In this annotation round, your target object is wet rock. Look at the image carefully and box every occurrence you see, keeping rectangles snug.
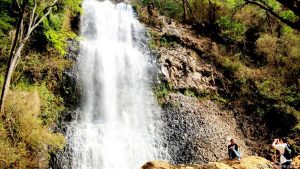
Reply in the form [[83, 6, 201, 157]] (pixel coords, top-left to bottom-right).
[[65, 39, 80, 61], [49, 39, 81, 169], [161, 93, 251, 164]]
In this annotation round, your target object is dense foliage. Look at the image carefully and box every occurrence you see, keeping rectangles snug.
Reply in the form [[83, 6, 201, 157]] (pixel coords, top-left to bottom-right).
[[134, 0, 300, 137], [0, 0, 81, 167]]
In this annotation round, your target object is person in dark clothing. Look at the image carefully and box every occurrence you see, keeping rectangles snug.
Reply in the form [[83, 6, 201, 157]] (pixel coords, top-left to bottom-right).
[[228, 139, 241, 160]]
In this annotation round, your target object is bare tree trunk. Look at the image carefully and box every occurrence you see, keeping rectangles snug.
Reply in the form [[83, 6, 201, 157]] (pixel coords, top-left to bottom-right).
[[183, 0, 188, 22], [183, 0, 197, 23], [0, 0, 58, 114], [0, 0, 28, 115], [0, 44, 23, 113]]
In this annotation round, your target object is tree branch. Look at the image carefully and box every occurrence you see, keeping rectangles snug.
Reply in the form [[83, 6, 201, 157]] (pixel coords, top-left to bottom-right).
[[276, 0, 300, 18], [183, 0, 196, 23], [231, 2, 248, 20], [29, 0, 58, 35], [19, 18, 24, 41], [27, 0, 37, 33], [245, 0, 300, 30], [15, 0, 21, 10]]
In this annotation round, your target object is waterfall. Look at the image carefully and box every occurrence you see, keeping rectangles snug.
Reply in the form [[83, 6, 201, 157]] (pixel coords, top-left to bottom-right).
[[64, 0, 168, 168]]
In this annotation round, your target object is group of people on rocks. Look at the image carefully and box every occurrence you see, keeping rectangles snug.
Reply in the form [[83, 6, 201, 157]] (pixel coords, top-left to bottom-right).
[[227, 138, 296, 169]]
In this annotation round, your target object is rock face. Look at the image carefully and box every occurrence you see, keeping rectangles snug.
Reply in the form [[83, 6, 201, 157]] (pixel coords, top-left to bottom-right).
[[292, 155, 300, 167], [161, 93, 251, 163], [144, 9, 268, 164], [48, 39, 81, 169], [158, 45, 224, 94], [140, 156, 273, 169]]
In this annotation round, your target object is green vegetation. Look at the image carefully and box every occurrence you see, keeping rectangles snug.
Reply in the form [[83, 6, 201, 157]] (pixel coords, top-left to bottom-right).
[[147, 30, 181, 51], [211, 93, 228, 104], [0, 0, 81, 167], [216, 16, 246, 41], [0, 89, 64, 168], [135, 0, 300, 139], [139, 0, 183, 20], [153, 81, 172, 105], [153, 79, 211, 105]]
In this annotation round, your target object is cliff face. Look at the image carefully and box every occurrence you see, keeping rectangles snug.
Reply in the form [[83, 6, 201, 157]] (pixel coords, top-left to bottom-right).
[[138, 8, 272, 164], [162, 94, 252, 163]]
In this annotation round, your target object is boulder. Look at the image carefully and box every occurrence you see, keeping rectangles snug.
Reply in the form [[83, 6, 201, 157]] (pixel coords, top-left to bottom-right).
[[140, 161, 173, 169], [140, 156, 274, 169], [292, 155, 300, 167], [222, 156, 273, 169]]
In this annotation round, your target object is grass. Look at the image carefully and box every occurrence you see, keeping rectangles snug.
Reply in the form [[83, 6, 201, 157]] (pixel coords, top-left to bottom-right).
[[211, 93, 228, 104], [0, 89, 65, 168], [153, 81, 172, 105]]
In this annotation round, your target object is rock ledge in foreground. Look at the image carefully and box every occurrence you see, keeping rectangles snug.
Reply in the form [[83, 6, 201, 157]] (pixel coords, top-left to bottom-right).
[[140, 156, 274, 169]]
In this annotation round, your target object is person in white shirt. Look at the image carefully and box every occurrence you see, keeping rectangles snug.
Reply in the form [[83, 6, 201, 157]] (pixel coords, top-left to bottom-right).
[[272, 138, 292, 169]]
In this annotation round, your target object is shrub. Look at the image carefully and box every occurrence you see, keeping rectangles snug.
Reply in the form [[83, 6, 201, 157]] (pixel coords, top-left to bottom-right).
[[217, 16, 246, 41], [184, 89, 196, 97], [137, 0, 183, 20], [256, 31, 300, 80], [263, 103, 298, 135], [13, 82, 65, 125], [220, 57, 241, 73], [154, 81, 172, 104], [43, 11, 77, 55], [212, 93, 228, 103], [256, 34, 279, 65], [0, 90, 64, 168]]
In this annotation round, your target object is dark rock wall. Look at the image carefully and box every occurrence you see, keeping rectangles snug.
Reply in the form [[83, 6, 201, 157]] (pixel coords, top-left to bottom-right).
[[161, 93, 251, 164]]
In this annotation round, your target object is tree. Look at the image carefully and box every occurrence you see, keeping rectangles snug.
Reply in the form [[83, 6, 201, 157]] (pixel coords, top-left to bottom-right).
[[276, 0, 300, 18], [182, 0, 188, 22], [182, 0, 196, 22], [0, 0, 58, 113], [244, 0, 300, 31]]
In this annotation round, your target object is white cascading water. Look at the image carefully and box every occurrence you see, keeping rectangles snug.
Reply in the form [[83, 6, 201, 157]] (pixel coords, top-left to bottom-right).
[[65, 0, 168, 169]]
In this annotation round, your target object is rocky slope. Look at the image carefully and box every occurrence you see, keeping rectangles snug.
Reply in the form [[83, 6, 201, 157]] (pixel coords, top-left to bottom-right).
[[137, 6, 272, 164], [162, 94, 251, 163]]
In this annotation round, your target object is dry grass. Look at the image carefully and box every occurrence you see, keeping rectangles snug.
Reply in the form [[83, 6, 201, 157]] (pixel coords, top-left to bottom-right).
[[0, 89, 64, 168]]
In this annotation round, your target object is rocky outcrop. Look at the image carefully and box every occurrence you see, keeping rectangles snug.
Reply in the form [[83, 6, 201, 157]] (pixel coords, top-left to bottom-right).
[[49, 39, 81, 169], [161, 93, 252, 163], [292, 155, 300, 167], [147, 18, 269, 163], [158, 45, 225, 95], [141, 7, 269, 164], [141, 156, 274, 169]]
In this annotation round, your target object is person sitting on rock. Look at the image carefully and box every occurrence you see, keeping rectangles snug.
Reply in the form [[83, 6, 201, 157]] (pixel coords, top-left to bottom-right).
[[228, 139, 241, 161], [272, 138, 292, 169]]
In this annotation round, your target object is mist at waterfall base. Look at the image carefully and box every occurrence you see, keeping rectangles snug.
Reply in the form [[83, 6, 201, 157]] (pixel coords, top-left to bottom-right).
[[60, 0, 169, 168]]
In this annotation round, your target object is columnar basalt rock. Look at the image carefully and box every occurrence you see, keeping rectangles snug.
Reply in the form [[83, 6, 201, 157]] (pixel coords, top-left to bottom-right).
[[161, 93, 251, 163]]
